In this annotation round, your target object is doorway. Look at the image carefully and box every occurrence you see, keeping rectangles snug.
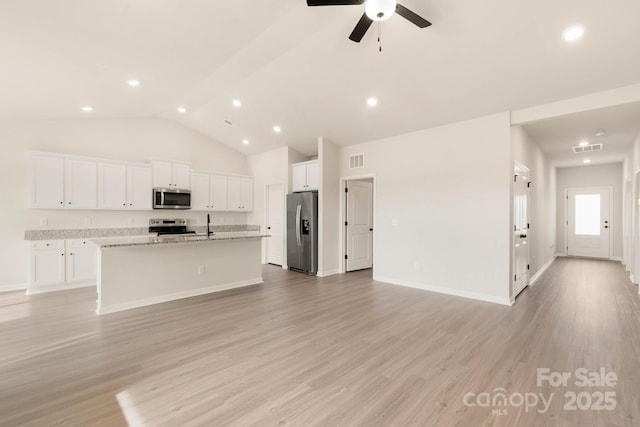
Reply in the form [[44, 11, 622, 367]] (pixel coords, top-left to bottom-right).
[[513, 163, 530, 298], [266, 183, 284, 266], [566, 187, 612, 258], [344, 178, 374, 272]]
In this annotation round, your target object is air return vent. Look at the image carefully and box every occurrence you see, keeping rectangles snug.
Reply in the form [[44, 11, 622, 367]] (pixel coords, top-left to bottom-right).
[[573, 144, 603, 153], [349, 153, 364, 169]]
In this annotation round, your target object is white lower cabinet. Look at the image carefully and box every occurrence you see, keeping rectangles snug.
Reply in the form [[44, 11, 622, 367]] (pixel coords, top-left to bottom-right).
[[29, 239, 97, 293]]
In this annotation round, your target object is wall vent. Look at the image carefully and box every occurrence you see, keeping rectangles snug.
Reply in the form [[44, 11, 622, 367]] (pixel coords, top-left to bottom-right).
[[572, 143, 603, 153], [349, 153, 364, 169]]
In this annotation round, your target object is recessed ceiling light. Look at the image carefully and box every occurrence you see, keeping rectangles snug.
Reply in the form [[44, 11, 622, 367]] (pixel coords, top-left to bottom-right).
[[177, 107, 187, 114], [81, 106, 93, 112], [595, 129, 606, 137], [127, 79, 140, 87], [232, 99, 242, 107], [273, 125, 281, 133], [242, 139, 250, 145], [367, 97, 378, 107], [563, 25, 584, 42], [579, 140, 589, 147], [583, 159, 591, 164]]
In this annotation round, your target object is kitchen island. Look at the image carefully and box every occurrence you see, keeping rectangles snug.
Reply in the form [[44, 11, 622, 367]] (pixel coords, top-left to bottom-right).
[[93, 232, 269, 315]]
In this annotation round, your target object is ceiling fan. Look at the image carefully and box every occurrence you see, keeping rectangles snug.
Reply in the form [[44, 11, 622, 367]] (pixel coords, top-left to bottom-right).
[[307, 0, 432, 43]]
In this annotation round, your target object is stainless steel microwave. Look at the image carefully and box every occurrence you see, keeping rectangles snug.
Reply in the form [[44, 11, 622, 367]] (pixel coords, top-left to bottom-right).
[[153, 188, 191, 210]]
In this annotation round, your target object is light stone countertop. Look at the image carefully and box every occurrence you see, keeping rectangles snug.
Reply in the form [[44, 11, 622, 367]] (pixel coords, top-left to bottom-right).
[[92, 232, 270, 248]]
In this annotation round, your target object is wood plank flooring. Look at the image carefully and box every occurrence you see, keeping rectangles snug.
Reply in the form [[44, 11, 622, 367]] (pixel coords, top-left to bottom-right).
[[1, 257, 639, 426]]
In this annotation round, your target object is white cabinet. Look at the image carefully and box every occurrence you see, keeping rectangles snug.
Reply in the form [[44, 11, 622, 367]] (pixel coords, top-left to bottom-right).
[[66, 240, 97, 283], [98, 163, 127, 209], [127, 164, 153, 210], [228, 176, 253, 211], [191, 172, 230, 211], [292, 160, 318, 192], [29, 239, 96, 292], [98, 162, 152, 210], [65, 159, 98, 209], [30, 242, 66, 288], [30, 154, 97, 209], [210, 174, 228, 210], [30, 154, 65, 208], [152, 160, 191, 189]]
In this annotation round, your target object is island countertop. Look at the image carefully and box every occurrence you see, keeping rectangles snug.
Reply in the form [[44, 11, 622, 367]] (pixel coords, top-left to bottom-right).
[[92, 232, 270, 248]]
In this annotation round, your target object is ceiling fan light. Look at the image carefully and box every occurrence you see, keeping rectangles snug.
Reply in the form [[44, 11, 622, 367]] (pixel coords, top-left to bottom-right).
[[365, 0, 397, 21]]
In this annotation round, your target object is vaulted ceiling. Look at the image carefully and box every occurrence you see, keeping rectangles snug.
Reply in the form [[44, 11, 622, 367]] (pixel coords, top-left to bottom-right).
[[2, 0, 640, 156]]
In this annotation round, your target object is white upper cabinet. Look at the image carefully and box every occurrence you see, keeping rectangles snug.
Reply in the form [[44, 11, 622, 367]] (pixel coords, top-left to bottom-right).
[[98, 162, 127, 209], [210, 174, 228, 211], [228, 176, 253, 211], [65, 159, 98, 209], [291, 160, 318, 192], [30, 154, 65, 208], [191, 172, 230, 211], [127, 164, 152, 210], [190, 171, 210, 211], [152, 160, 191, 189], [98, 162, 152, 210]]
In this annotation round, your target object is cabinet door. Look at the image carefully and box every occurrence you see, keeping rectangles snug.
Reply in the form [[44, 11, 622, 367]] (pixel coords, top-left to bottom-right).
[[227, 177, 242, 211], [210, 174, 228, 211], [190, 172, 210, 211], [306, 162, 319, 191], [240, 177, 253, 211], [98, 163, 127, 209], [31, 250, 65, 287], [152, 161, 173, 188], [127, 165, 152, 210], [292, 164, 307, 192], [173, 164, 191, 189], [65, 159, 97, 209], [31, 154, 65, 208], [66, 246, 97, 283]]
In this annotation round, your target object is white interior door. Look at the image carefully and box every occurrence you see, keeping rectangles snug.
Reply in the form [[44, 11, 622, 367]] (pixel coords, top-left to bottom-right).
[[346, 180, 373, 272], [267, 184, 284, 266], [567, 188, 611, 258], [513, 170, 530, 298]]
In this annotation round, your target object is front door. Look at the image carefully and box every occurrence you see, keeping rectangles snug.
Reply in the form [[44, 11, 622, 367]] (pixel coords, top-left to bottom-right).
[[513, 169, 530, 298], [346, 180, 373, 272], [267, 184, 284, 266], [567, 188, 611, 258]]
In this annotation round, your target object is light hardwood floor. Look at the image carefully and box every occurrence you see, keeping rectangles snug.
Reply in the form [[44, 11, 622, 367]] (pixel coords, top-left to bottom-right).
[[1, 257, 639, 426]]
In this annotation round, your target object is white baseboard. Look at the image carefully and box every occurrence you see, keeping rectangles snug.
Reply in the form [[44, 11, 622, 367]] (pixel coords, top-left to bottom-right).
[[611, 256, 622, 262], [27, 281, 95, 295], [555, 252, 566, 258], [0, 282, 28, 293], [317, 269, 340, 278], [374, 275, 512, 306], [97, 277, 263, 315], [529, 256, 556, 286], [630, 273, 635, 284]]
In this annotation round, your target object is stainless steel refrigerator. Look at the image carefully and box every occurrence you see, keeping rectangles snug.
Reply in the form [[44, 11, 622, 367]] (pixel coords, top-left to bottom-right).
[[287, 191, 318, 275]]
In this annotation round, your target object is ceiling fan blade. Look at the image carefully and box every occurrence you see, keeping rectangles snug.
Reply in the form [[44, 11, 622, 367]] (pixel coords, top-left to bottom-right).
[[307, 0, 365, 6], [349, 13, 373, 42], [395, 4, 432, 28]]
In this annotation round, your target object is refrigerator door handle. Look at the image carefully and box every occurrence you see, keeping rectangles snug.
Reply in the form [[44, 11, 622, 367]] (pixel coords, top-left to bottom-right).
[[296, 205, 302, 246]]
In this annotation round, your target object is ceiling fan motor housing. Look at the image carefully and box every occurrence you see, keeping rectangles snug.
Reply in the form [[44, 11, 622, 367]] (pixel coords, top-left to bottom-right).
[[365, 0, 397, 21]]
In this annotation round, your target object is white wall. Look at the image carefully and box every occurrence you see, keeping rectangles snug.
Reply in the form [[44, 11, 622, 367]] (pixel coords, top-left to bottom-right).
[[318, 137, 340, 277], [622, 130, 640, 284], [556, 163, 623, 259], [510, 126, 556, 285], [338, 113, 512, 304], [0, 118, 249, 289]]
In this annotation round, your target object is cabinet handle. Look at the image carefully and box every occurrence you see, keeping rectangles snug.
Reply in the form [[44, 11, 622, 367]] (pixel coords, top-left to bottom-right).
[[68, 202, 71, 205], [129, 204, 132, 206], [123, 203, 126, 206], [59, 201, 63, 205], [46, 243, 50, 247], [61, 253, 64, 256], [69, 252, 73, 256]]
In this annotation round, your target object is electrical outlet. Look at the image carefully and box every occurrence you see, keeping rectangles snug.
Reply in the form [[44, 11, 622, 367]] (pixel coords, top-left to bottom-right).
[[127, 218, 135, 225], [413, 261, 420, 271], [39, 218, 48, 226], [392, 219, 399, 227], [84, 217, 91, 226], [197, 265, 204, 275]]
